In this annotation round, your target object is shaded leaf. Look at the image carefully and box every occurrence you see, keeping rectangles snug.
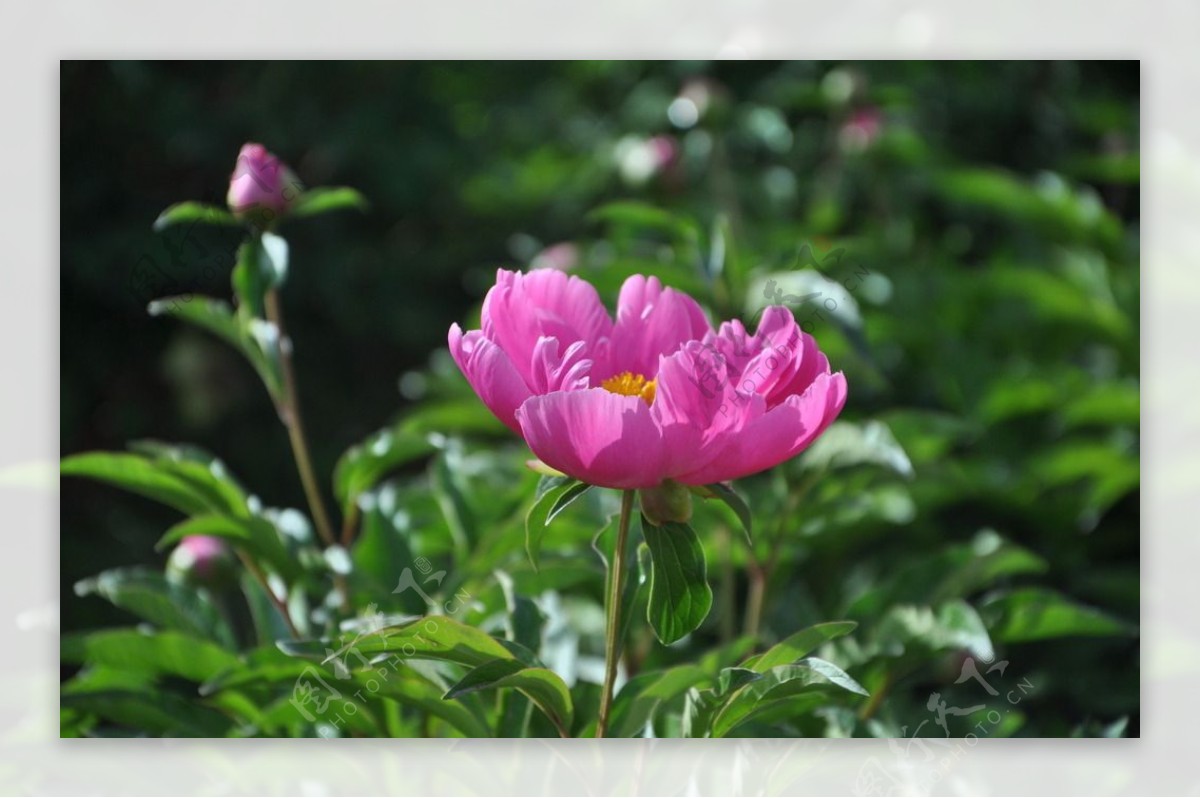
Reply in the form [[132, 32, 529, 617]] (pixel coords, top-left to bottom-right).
[[73, 567, 233, 646], [642, 516, 713, 645], [981, 588, 1135, 642], [153, 201, 238, 231], [446, 658, 574, 735]]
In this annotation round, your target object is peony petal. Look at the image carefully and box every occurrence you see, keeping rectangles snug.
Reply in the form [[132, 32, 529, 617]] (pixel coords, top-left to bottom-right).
[[516, 389, 667, 489], [481, 269, 611, 387], [605, 274, 711, 380], [673, 371, 848, 485], [448, 324, 532, 434], [530, 336, 593, 394], [651, 340, 749, 475]]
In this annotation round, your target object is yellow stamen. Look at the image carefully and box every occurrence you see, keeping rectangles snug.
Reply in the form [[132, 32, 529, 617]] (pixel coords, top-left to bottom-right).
[[601, 371, 657, 405]]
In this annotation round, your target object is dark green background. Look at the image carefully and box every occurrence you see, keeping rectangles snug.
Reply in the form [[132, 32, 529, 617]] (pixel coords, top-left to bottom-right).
[[61, 61, 1139, 734]]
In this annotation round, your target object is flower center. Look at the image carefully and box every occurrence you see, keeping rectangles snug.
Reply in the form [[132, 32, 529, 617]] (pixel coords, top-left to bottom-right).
[[601, 371, 656, 405]]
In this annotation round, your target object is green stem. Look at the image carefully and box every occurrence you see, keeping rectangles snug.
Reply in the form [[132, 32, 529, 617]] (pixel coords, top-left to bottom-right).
[[596, 489, 635, 739], [265, 288, 338, 550], [238, 550, 299, 639], [744, 561, 767, 641]]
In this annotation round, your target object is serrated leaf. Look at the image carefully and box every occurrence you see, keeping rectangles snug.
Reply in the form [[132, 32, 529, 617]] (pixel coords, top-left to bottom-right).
[[642, 516, 713, 645]]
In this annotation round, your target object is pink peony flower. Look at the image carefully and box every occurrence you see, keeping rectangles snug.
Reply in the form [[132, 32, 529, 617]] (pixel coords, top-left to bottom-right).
[[226, 142, 303, 220], [449, 269, 847, 489]]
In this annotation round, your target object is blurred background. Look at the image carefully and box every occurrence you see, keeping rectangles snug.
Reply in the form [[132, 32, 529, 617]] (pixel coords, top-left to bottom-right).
[[61, 61, 1139, 736]]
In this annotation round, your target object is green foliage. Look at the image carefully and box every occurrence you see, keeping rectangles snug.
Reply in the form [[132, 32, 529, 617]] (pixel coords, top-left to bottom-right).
[[642, 517, 714, 645], [61, 61, 1138, 739]]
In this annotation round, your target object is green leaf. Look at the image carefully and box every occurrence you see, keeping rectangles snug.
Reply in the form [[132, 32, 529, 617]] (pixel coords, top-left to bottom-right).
[[524, 475, 581, 570], [981, 588, 1135, 642], [349, 494, 420, 613], [695, 483, 752, 545], [153, 201, 238, 231], [798, 420, 914, 477], [288, 187, 369, 219], [642, 516, 713, 645], [129, 440, 251, 518], [241, 571, 298, 644], [588, 200, 702, 246], [710, 658, 867, 737], [547, 482, 592, 525], [73, 567, 233, 646], [157, 514, 299, 582], [746, 621, 858, 672], [609, 664, 710, 738], [62, 628, 240, 684], [280, 615, 525, 670], [372, 671, 493, 738], [231, 238, 269, 319], [846, 530, 1047, 618], [60, 687, 231, 737], [147, 295, 284, 398], [61, 451, 216, 516], [431, 450, 474, 559], [874, 600, 995, 662], [333, 426, 435, 517], [717, 667, 762, 695], [259, 232, 289, 287], [446, 658, 574, 736]]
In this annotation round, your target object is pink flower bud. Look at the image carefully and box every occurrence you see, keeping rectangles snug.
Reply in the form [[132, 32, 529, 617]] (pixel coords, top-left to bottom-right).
[[167, 534, 237, 589], [838, 107, 884, 154], [226, 143, 304, 223]]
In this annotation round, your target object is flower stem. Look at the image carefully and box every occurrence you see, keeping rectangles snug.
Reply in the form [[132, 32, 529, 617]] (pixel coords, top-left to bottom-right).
[[237, 550, 299, 639], [596, 489, 635, 739], [265, 288, 338, 550]]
